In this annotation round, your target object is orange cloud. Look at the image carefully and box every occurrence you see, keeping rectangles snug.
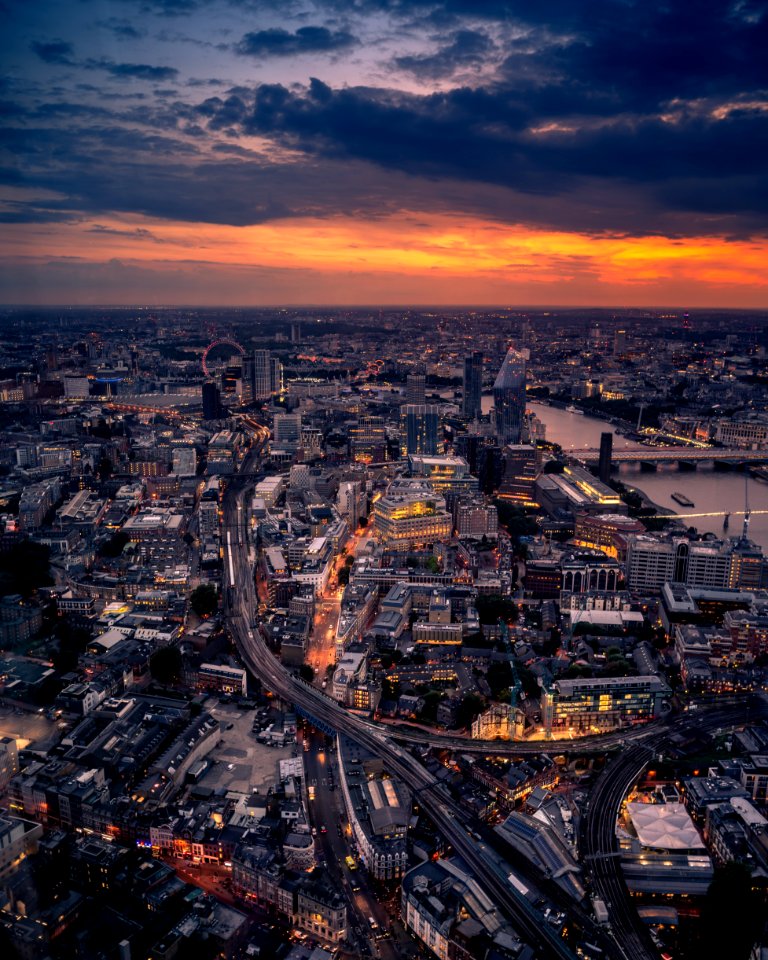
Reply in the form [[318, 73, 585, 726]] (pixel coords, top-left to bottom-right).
[[3, 210, 767, 305]]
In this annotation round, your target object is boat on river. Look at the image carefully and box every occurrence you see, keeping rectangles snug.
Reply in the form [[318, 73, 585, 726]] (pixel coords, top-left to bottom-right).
[[671, 492, 695, 508]]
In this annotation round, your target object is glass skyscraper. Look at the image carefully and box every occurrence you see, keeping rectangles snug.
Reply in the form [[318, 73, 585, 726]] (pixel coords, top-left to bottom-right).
[[493, 348, 526, 445], [462, 350, 483, 419], [405, 404, 440, 455]]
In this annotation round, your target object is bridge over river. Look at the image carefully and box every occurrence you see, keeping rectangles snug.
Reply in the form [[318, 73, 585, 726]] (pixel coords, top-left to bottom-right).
[[577, 446, 768, 464]]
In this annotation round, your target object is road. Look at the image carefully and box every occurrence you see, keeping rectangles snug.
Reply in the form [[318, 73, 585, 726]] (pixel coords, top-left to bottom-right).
[[222, 437, 755, 960], [302, 729, 410, 960], [309, 598, 340, 685]]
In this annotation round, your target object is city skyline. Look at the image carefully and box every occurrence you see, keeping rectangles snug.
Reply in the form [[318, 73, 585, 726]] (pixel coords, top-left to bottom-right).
[[2, 1, 767, 307]]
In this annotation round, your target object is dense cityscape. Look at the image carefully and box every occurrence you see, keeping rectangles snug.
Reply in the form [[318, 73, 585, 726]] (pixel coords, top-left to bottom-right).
[[0, 307, 766, 960], [4, 0, 768, 956]]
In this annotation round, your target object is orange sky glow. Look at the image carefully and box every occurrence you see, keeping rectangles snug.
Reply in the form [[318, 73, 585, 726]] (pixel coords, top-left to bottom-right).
[[5, 211, 767, 306]]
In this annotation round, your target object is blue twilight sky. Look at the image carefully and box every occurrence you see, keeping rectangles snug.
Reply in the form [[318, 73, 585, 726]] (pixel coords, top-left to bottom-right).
[[2, 0, 767, 305]]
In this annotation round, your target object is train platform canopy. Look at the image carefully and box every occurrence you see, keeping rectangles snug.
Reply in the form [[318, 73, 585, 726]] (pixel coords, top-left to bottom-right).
[[626, 802, 704, 851]]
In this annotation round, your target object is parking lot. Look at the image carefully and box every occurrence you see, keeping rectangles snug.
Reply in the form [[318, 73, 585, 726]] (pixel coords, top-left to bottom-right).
[[0, 703, 58, 750], [199, 699, 295, 795]]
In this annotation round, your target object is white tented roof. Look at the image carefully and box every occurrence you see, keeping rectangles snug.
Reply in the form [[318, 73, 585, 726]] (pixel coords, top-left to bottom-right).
[[626, 802, 704, 851]]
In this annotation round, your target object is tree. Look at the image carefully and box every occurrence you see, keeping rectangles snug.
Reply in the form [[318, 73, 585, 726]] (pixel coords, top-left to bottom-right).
[[96, 455, 113, 480], [425, 555, 440, 573], [543, 460, 565, 474], [0, 541, 52, 596], [150, 646, 182, 685], [494, 499, 539, 539], [418, 690, 444, 723], [698, 863, 762, 960], [53, 620, 91, 672], [456, 693, 485, 730], [476, 595, 518, 626], [190, 583, 218, 618], [337, 566, 350, 586], [98, 531, 129, 558], [381, 677, 401, 701], [298, 664, 315, 683], [358, 517, 368, 529]]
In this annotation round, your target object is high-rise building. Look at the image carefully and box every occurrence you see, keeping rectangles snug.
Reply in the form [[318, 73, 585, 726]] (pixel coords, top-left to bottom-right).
[[350, 415, 387, 463], [273, 412, 302, 448], [271, 356, 283, 397], [406, 371, 426, 405], [493, 348, 526, 445], [241, 353, 255, 404], [290, 322, 301, 343], [404, 404, 440, 456], [244, 350, 282, 402], [542, 675, 668, 737], [202, 381, 221, 421], [499, 444, 540, 506], [462, 351, 483, 419], [598, 431, 613, 484], [251, 350, 273, 401], [613, 328, 627, 356]]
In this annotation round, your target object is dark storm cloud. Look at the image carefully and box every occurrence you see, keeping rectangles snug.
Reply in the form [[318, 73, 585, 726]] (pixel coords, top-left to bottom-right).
[[393, 29, 495, 79], [226, 78, 768, 231], [29, 40, 75, 65], [236, 26, 358, 58], [84, 59, 179, 81], [7, 0, 768, 240]]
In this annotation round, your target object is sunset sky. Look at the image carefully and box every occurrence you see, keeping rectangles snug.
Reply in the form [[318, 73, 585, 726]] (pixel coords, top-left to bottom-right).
[[2, 0, 767, 306]]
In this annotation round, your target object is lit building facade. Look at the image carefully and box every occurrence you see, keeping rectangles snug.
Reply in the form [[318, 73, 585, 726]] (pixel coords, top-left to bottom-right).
[[373, 479, 452, 549], [542, 675, 668, 737], [404, 404, 440, 456]]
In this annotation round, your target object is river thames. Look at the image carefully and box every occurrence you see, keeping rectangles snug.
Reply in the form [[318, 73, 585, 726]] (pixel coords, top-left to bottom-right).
[[481, 396, 768, 550]]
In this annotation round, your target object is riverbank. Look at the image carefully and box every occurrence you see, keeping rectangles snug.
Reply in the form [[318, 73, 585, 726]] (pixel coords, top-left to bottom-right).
[[526, 401, 768, 549]]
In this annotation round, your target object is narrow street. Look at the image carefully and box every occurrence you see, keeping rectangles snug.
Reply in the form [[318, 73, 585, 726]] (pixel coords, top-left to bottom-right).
[[302, 727, 418, 960]]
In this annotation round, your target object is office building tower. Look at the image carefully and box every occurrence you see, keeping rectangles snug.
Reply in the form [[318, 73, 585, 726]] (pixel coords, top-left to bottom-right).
[[624, 534, 753, 593], [598, 432, 613, 484], [202, 381, 221, 421], [273, 413, 302, 448], [271, 356, 283, 397], [614, 328, 627, 356], [251, 350, 273, 401], [405, 404, 440, 456], [499, 444, 540, 506], [350, 415, 387, 463], [462, 351, 483, 419], [493, 348, 526, 446], [406, 371, 426, 405], [241, 353, 255, 404], [290, 322, 302, 343]]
